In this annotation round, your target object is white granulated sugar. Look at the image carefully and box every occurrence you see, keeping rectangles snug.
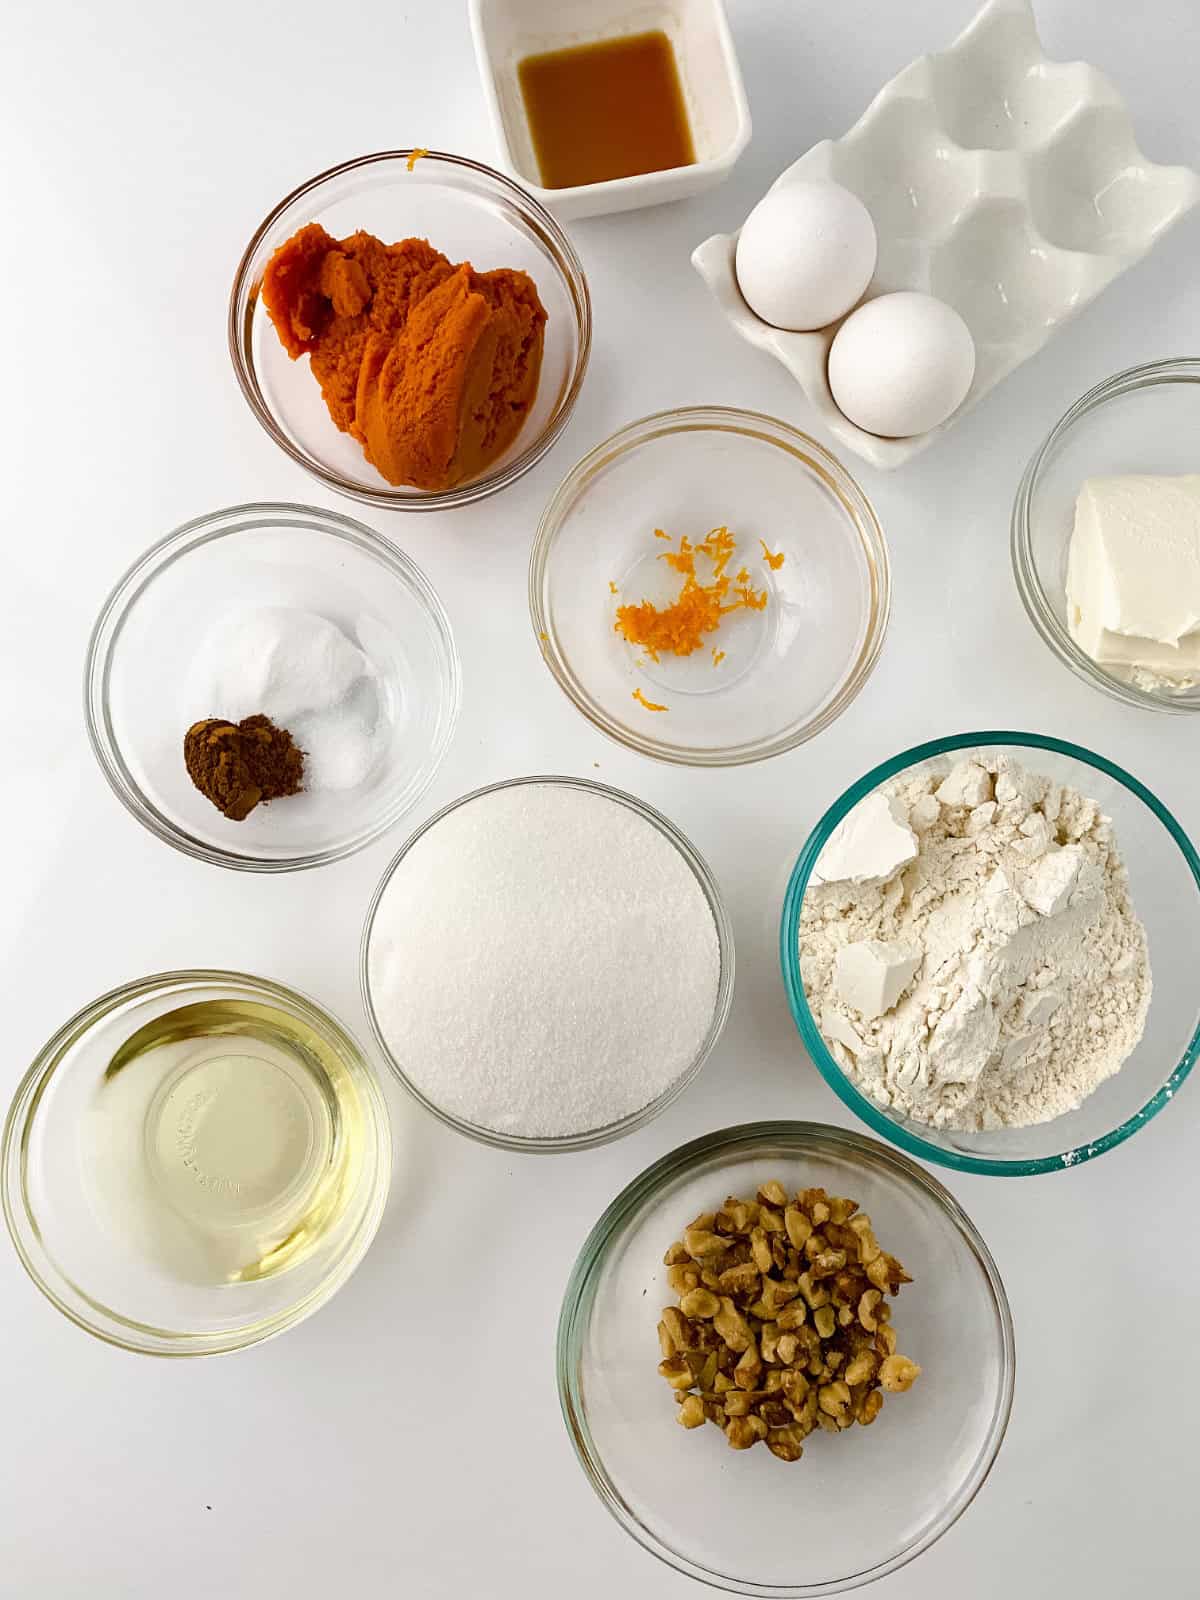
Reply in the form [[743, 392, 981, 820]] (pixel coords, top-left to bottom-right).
[[799, 753, 1152, 1131], [367, 783, 722, 1138]]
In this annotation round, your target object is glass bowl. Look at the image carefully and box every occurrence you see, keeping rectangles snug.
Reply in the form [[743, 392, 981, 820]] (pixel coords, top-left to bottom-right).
[[2, 971, 392, 1357], [1012, 358, 1200, 712], [530, 408, 890, 767], [361, 776, 735, 1153], [229, 149, 591, 508], [85, 502, 461, 872], [781, 732, 1200, 1176], [558, 1121, 1014, 1596]]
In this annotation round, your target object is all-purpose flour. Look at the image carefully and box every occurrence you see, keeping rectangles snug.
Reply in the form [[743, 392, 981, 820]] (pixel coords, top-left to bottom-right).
[[799, 754, 1151, 1130], [367, 782, 722, 1139]]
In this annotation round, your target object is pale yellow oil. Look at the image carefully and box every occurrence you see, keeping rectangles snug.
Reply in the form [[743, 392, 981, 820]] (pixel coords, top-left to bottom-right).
[[86, 999, 366, 1286]]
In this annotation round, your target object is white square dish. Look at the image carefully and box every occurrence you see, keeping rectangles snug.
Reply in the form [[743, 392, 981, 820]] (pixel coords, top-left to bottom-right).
[[692, 0, 1199, 470], [468, 0, 751, 220]]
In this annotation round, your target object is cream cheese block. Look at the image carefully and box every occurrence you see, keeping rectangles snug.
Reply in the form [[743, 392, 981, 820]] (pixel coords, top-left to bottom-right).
[[1066, 474, 1200, 686]]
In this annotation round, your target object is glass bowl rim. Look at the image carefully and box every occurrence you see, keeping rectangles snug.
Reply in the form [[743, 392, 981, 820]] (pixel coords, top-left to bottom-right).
[[779, 729, 1200, 1176], [528, 405, 892, 768], [359, 773, 736, 1153], [228, 147, 593, 511], [83, 499, 463, 874], [556, 1117, 1016, 1597], [1, 967, 393, 1358], [1011, 356, 1200, 715]]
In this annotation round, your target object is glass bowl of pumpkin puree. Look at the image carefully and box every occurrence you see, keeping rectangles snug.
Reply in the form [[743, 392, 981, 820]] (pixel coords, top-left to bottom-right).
[[230, 150, 591, 509]]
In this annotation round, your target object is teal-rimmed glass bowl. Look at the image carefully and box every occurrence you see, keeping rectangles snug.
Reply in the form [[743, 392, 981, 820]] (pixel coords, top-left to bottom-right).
[[781, 732, 1200, 1176]]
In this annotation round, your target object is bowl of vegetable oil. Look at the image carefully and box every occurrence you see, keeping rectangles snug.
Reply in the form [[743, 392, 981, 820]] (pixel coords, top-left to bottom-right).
[[2, 971, 391, 1355]]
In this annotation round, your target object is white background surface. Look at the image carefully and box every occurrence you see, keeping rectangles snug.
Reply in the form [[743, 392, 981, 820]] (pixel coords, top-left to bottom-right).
[[2, 1, 1198, 1594]]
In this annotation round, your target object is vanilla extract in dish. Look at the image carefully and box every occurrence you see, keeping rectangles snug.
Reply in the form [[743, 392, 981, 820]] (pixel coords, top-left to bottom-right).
[[518, 31, 695, 190]]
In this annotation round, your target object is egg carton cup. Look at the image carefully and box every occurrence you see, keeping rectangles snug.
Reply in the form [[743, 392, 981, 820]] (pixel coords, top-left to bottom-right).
[[692, 0, 1199, 469]]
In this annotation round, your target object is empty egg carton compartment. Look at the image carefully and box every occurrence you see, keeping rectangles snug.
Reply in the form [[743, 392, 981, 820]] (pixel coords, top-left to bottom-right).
[[693, 0, 1198, 470]]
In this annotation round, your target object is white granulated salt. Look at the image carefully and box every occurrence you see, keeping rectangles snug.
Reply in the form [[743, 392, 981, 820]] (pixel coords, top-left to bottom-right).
[[367, 782, 723, 1139], [799, 753, 1151, 1131], [186, 607, 384, 792]]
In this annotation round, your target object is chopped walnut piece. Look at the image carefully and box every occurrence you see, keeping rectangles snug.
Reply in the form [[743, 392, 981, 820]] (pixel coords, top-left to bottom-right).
[[879, 1355, 922, 1392], [656, 1178, 920, 1458]]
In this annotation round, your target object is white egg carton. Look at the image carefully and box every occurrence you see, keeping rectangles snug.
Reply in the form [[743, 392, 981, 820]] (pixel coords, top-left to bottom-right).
[[692, 0, 1199, 470]]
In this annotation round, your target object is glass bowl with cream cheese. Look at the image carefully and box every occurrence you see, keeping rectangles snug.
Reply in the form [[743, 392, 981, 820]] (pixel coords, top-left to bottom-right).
[[781, 732, 1200, 1176], [1012, 358, 1200, 712], [1, 970, 391, 1356]]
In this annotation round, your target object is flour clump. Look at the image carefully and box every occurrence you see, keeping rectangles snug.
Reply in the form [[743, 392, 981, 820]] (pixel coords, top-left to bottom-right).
[[799, 753, 1151, 1130]]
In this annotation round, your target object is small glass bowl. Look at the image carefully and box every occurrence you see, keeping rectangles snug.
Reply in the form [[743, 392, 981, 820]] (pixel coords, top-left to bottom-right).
[[229, 150, 591, 508], [530, 408, 890, 766], [558, 1121, 1014, 1596], [781, 732, 1200, 1176], [361, 776, 735, 1153], [1012, 358, 1200, 712], [2, 971, 392, 1357], [85, 502, 461, 872]]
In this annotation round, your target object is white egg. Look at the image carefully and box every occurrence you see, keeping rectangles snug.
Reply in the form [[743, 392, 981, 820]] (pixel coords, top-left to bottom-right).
[[735, 182, 877, 332], [828, 291, 976, 437]]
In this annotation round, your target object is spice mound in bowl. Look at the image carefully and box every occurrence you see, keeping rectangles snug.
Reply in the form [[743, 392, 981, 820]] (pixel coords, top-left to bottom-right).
[[183, 714, 304, 821], [86, 503, 460, 872], [261, 225, 546, 491], [362, 776, 733, 1151], [782, 733, 1200, 1175]]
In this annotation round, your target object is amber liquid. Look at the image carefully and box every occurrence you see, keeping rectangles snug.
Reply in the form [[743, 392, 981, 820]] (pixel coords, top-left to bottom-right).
[[518, 30, 696, 190]]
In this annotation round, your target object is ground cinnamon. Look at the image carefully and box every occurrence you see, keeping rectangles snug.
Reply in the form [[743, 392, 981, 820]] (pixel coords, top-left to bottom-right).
[[260, 224, 547, 491], [184, 715, 305, 821]]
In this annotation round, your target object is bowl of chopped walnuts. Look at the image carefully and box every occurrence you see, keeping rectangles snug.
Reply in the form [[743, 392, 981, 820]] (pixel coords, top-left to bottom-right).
[[557, 1121, 1014, 1596]]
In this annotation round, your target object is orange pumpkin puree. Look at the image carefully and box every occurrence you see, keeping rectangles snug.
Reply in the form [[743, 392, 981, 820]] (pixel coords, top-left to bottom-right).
[[614, 527, 773, 661], [260, 223, 546, 491]]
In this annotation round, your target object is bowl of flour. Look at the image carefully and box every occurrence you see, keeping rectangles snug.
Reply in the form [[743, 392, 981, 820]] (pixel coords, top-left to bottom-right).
[[781, 733, 1200, 1175], [361, 776, 734, 1151]]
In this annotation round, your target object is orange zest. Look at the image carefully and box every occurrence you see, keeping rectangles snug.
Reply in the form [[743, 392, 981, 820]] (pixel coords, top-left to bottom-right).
[[760, 539, 785, 571], [406, 148, 429, 171], [632, 687, 668, 712], [712, 648, 726, 667], [609, 580, 619, 594], [614, 526, 768, 661]]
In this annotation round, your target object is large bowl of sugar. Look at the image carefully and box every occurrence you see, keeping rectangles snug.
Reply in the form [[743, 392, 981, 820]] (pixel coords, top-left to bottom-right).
[[361, 775, 735, 1152]]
